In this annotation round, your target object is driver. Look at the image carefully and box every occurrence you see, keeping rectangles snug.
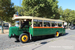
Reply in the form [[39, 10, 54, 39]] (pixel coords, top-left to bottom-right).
[[21, 19, 29, 28]]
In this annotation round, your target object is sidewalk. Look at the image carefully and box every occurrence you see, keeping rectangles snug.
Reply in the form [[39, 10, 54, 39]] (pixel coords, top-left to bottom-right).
[[66, 28, 70, 30], [0, 29, 9, 34], [5, 39, 75, 50]]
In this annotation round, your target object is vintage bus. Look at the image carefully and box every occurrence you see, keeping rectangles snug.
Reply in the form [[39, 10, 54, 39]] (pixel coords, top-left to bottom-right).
[[9, 16, 65, 43]]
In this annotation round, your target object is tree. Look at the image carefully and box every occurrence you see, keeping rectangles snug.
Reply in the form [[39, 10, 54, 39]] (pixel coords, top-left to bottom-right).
[[59, 8, 75, 28], [0, 0, 15, 33], [14, 6, 24, 16], [58, 7, 63, 16], [22, 0, 59, 19]]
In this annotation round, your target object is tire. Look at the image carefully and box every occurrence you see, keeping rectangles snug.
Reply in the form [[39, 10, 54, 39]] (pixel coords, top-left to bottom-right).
[[54, 32, 59, 38], [19, 33, 29, 43]]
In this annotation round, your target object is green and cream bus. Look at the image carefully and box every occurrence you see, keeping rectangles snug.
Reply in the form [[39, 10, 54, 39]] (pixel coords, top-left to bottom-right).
[[9, 16, 65, 43]]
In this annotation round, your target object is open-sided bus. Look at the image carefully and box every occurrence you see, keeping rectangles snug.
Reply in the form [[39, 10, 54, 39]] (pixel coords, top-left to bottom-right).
[[9, 16, 65, 43]]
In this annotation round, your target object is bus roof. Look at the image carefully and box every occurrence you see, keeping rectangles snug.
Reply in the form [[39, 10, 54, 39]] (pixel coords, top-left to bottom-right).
[[12, 16, 65, 22]]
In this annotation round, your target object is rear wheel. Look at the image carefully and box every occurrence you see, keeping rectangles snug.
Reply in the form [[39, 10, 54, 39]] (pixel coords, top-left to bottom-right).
[[19, 33, 29, 43], [55, 32, 59, 37]]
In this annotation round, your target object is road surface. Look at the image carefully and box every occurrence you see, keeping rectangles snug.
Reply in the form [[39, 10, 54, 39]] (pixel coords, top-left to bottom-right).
[[0, 29, 75, 50]]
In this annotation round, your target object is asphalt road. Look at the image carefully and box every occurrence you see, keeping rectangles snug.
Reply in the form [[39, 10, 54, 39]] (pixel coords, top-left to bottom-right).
[[0, 29, 75, 50]]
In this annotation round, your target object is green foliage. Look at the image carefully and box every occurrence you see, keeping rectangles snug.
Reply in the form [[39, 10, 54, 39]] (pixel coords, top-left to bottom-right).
[[58, 7, 63, 16], [14, 6, 24, 16], [58, 8, 75, 23], [0, 0, 15, 22], [22, 0, 59, 19]]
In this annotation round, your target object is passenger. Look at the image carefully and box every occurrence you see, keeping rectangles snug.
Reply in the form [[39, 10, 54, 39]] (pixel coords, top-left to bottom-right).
[[46, 25, 49, 27], [40, 24, 42, 27], [55, 24, 58, 27], [15, 23, 19, 27], [21, 19, 29, 28], [34, 24, 36, 27]]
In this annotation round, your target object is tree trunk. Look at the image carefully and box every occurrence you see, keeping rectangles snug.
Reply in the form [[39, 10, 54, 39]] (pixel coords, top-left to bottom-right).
[[1, 20, 4, 33], [71, 21, 73, 26], [67, 22, 69, 29]]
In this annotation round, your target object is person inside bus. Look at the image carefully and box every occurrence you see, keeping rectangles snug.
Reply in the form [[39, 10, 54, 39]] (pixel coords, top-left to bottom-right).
[[40, 24, 42, 27], [34, 24, 36, 27], [55, 24, 58, 27], [21, 19, 29, 28], [38, 22, 42, 27], [46, 25, 49, 27], [15, 22, 19, 27]]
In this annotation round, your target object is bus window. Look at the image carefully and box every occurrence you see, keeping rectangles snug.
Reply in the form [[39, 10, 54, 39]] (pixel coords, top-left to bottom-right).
[[33, 20, 42, 27], [58, 24, 62, 27], [52, 21, 55, 27], [52, 24, 55, 27], [33, 19, 38, 27], [58, 22, 62, 27], [54, 22, 58, 27], [37, 20, 42, 27], [44, 21, 50, 27], [54, 24, 58, 27], [21, 19, 30, 28], [39, 22, 42, 27], [15, 21, 19, 27]]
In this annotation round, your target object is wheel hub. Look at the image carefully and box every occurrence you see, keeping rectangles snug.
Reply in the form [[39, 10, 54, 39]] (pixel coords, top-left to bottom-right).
[[21, 35, 28, 42], [23, 37, 26, 40]]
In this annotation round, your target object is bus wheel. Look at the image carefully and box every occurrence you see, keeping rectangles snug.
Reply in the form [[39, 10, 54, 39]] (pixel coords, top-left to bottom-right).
[[19, 33, 29, 43], [55, 32, 59, 37]]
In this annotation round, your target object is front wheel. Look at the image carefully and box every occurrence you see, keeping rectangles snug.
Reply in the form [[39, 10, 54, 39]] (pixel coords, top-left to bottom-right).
[[19, 33, 29, 43]]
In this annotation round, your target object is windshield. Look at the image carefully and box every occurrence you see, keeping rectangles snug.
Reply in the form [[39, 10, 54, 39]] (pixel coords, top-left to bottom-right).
[[15, 21, 19, 27], [15, 19, 31, 28]]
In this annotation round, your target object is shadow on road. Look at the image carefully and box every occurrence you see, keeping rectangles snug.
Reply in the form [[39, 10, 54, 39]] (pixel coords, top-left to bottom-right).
[[63, 33, 69, 36], [31, 33, 69, 50], [32, 42, 48, 50], [15, 40, 20, 42], [32, 35, 54, 42], [31, 33, 69, 42], [40, 42, 47, 44]]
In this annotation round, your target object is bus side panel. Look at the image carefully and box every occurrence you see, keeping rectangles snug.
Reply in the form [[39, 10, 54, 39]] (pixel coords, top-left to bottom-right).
[[50, 28, 63, 34], [62, 28, 65, 34], [33, 28, 52, 36], [29, 27, 33, 36], [33, 28, 63, 36]]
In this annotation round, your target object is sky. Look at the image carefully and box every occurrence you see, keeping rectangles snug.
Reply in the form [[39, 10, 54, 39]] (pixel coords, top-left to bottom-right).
[[11, 0, 75, 10]]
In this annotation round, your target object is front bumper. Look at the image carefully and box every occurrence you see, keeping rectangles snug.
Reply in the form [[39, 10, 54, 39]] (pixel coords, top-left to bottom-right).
[[8, 34, 19, 38]]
